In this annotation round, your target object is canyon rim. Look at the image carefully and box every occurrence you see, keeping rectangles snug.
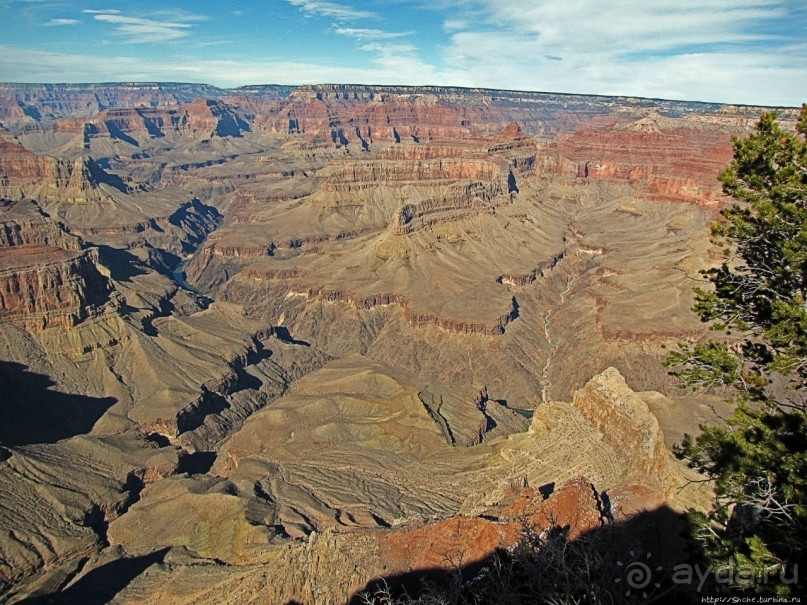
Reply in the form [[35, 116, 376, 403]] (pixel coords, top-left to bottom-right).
[[0, 81, 803, 604]]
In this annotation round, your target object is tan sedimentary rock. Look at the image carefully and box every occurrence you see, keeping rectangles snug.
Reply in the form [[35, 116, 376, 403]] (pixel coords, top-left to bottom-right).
[[0, 83, 777, 603], [0, 435, 180, 596], [572, 367, 673, 484]]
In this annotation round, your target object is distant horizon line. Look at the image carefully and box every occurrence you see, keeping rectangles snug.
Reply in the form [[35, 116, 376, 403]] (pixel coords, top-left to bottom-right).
[[0, 80, 800, 110]]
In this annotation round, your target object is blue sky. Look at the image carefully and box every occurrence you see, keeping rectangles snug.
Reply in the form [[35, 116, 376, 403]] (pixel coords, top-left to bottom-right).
[[0, 0, 804, 106]]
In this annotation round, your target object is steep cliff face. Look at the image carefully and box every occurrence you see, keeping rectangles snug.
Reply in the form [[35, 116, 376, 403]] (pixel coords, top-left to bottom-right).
[[557, 113, 737, 204], [0, 249, 113, 330], [0, 200, 81, 250], [245, 85, 521, 150], [304, 123, 531, 214], [271, 287, 519, 337], [0, 82, 227, 127], [0, 131, 123, 202], [49, 98, 250, 145], [0, 200, 115, 330], [0, 96, 37, 127], [0, 82, 783, 603]]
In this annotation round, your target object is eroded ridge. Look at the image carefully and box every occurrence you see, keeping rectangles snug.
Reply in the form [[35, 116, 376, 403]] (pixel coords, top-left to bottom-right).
[[0, 81, 776, 603]]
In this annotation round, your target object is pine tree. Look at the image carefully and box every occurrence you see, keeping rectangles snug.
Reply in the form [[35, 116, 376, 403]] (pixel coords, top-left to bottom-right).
[[664, 105, 807, 596]]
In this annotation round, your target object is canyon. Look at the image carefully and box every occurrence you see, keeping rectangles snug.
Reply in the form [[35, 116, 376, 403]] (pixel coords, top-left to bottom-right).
[[0, 82, 797, 604]]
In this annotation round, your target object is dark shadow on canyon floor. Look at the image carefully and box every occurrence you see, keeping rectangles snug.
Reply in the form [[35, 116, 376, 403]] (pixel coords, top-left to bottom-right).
[[96, 245, 150, 283], [178, 450, 217, 475], [21, 548, 170, 605], [0, 360, 116, 446]]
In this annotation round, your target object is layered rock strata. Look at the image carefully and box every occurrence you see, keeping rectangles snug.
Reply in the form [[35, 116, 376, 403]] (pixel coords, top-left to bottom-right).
[[0, 82, 785, 604], [0, 131, 120, 203], [0, 199, 115, 330], [557, 113, 737, 205]]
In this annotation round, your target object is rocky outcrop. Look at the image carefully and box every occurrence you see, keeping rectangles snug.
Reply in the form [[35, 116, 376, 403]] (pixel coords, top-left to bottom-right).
[[0, 97, 37, 128], [0, 200, 81, 250], [0, 200, 115, 331], [404, 296, 518, 336], [0, 248, 114, 331], [557, 114, 739, 204], [49, 99, 250, 145], [498, 251, 565, 286], [571, 367, 673, 485], [0, 82, 226, 126], [389, 183, 501, 235], [0, 131, 124, 202], [322, 157, 500, 183], [277, 286, 519, 336]]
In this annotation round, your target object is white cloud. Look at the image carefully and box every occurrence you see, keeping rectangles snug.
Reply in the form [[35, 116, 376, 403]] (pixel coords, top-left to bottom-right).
[[44, 17, 79, 26], [0, 45, 145, 80], [334, 27, 411, 40], [286, 0, 376, 22], [3, 0, 803, 106], [0, 45, 437, 88], [326, 13, 425, 81], [84, 9, 206, 43], [430, 0, 805, 105], [92, 14, 190, 43], [331, 27, 430, 81], [443, 19, 470, 32], [0, 41, 799, 105]]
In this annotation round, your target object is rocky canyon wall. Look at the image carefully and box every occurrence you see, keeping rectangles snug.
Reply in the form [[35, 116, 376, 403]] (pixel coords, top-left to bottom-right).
[[0, 81, 792, 604]]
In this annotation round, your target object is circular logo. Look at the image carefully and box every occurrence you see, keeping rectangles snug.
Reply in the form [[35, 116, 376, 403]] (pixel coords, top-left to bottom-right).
[[615, 551, 663, 597]]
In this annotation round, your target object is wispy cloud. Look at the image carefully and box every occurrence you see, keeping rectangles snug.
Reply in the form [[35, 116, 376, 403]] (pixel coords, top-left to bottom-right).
[[83, 8, 206, 43], [359, 40, 436, 79], [0, 44, 437, 89], [2, 0, 803, 106], [44, 17, 79, 26], [12, 0, 72, 22], [290, 2, 425, 79], [440, 0, 791, 55], [287, 0, 376, 22], [432, 0, 805, 104], [443, 19, 470, 32], [334, 27, 411, 40], [331, 21, 425, 79]]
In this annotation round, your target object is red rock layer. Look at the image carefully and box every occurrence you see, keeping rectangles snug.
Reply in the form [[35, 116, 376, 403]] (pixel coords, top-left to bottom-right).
[[369, 477, 634, 596], [0, 200, 114, 330], [275, 286, 519, 337], [557, 116, 737, 204], [311, 125, 533, 228], [248, 86, 514, 148], [0, 132, 112, 202], [51, 99, 248, 141]]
